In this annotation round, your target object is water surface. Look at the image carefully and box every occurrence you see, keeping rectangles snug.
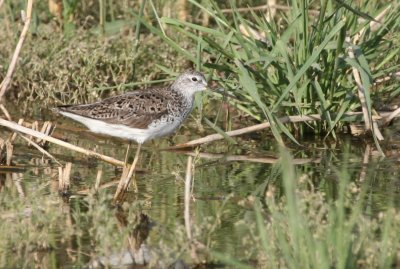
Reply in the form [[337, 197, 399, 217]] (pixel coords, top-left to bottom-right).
[[1, 113, 400, 268]]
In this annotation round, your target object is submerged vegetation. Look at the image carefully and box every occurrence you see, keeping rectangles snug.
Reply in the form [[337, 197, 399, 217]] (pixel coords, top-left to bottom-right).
[[1, 0, 400, 268]]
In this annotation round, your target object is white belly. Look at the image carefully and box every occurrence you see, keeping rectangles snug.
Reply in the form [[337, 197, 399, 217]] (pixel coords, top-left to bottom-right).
[[58, 111, 182, 144]]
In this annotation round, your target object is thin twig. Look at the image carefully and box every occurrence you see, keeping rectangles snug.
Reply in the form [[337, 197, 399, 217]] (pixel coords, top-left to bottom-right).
[[0, 0, 34, 101], [383, 107, 400, 125], [0, 118, 125, 167], [169, 111, 399, 149], [19, 134, 62, 166], [0, 104, 11, 120]]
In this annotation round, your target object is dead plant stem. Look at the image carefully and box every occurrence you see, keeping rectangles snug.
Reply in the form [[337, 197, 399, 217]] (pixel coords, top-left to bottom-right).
[[184, 156, 193, 240], [0, 117, 125, 167], [169, 111, 399, 149], [19, 134, 62, 165], [0, 0, 34, 101]]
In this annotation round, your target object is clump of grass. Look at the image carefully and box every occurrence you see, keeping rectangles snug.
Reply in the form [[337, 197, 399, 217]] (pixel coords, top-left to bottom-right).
[[151, 0, 400, 142], [0, 0, 192, 110], [0, 30, 184, 107]]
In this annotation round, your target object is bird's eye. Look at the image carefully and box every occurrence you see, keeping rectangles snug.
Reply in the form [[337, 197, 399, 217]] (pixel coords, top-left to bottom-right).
[[191, 77, 198, 82]]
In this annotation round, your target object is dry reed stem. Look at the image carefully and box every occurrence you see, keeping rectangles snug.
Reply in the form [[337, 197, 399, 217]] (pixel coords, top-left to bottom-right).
[[184, 156, 193, 240], [347, 38, 372, 131], [113, 143, 141, 203], [19, 134, 62, 165], [0, 0, 34, 101], [347, 6, 390, 136], [58, 162, 72, 193], [11, 119, 24, 142], [12, 173, 25, 198], [124, 143, 131, 164], [372, 121, 384, 141], [28, 121, 40, 146], [358, 5, 390, 36], [0, 104, 11, 120], [359, 144, 371, 182], [94, 169, 102, 192], [0, 118, 125, 167], [6, 141, 13, 165], [37, 121, 55, 146], [169, 111, 399, 149], [0, 165, 25, 172], [384, 107, 400, 125]]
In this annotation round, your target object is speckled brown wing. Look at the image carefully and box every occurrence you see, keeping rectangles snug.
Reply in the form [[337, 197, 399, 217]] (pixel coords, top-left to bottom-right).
[[56, 88, 174, 129]]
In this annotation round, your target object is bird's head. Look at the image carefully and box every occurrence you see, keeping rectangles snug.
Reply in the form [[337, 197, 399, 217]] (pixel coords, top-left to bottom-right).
[[172, 70, 207, 96]]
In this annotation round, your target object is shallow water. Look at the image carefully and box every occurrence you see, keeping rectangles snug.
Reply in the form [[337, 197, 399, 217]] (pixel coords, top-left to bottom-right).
[[1, 113, 400, 268]]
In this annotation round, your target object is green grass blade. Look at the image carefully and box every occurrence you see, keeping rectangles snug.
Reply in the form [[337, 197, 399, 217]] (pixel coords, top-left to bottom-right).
[[161, 17, 225, 37], [313, 80, 336, 138], [273, 20, 345, 111], [235, 60, 284, 145], [188, 0, 230, 28], [149, 0, 165, 36], [334, 0, 380, 23], [130, 12, 196, 62]]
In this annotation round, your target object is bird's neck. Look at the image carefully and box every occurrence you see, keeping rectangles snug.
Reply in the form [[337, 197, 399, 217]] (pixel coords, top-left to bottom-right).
[[171, 85, 196, 104]]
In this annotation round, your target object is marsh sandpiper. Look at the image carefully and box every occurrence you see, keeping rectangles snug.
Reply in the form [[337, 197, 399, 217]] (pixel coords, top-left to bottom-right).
[[53, 70, 207, 200]]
